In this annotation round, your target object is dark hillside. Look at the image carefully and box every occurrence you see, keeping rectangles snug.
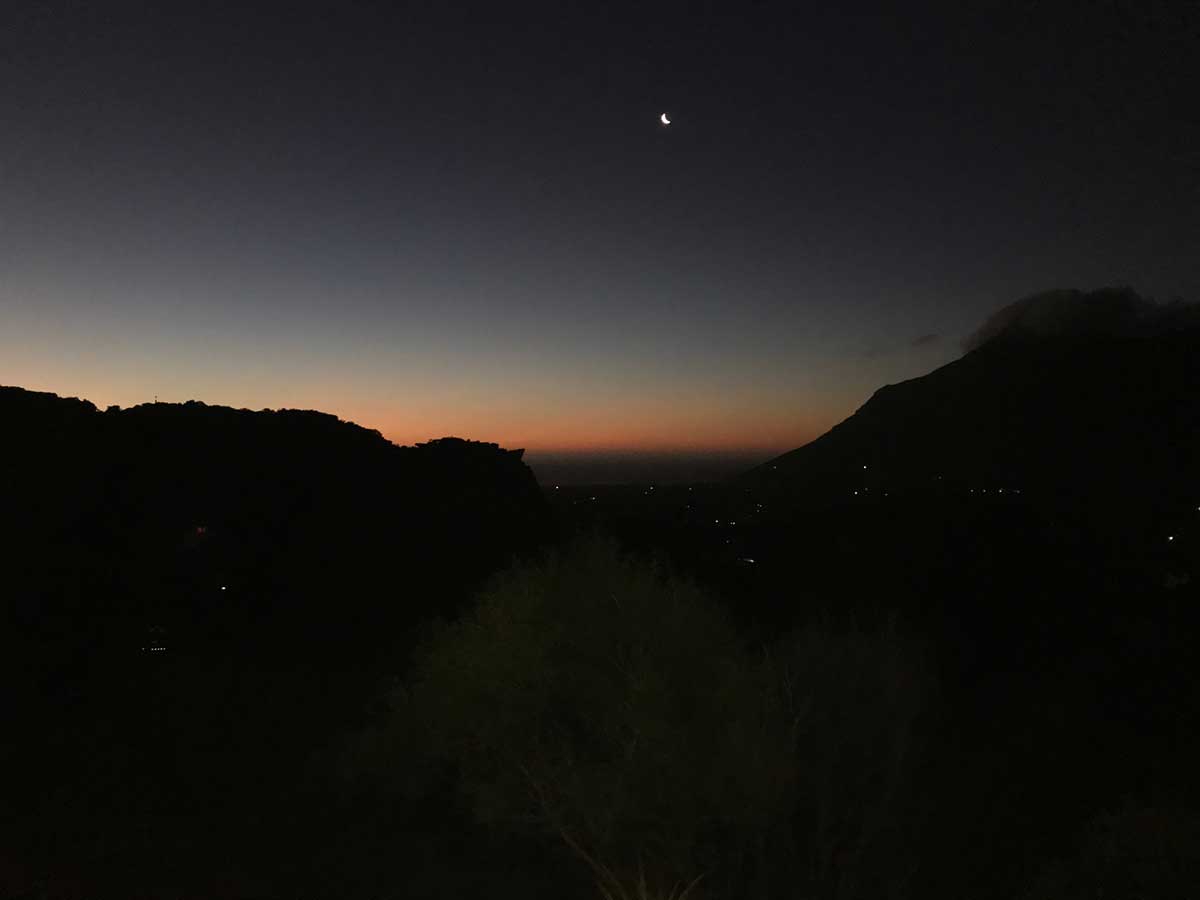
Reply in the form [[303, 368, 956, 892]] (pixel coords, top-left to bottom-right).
[[726, 290, 1200, 898], [0, 387, 548, 895], [750, 291, 1199, 518], [2, 389, 546, 656]]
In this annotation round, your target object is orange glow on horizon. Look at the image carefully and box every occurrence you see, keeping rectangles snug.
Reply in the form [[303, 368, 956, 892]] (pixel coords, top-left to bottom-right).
[[2, 372, 835, 460], [365, 407, 829, 458]]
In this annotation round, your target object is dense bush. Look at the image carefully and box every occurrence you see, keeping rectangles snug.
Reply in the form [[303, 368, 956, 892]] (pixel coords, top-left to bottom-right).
[[351, 536, 930, 899], [1024, 806, 1200, 900]]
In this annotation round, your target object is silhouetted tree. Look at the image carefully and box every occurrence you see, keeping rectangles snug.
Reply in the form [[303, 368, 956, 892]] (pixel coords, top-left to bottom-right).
[[360, 536, 933, 900], [387, 536, 774, 897]]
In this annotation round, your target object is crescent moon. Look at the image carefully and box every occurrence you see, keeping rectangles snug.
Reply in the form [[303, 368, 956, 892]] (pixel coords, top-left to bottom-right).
[[660, 113, 670, 125]]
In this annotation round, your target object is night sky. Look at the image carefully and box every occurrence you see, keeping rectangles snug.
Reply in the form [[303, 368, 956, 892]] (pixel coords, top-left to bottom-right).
[[3, 1, 1197, 480]]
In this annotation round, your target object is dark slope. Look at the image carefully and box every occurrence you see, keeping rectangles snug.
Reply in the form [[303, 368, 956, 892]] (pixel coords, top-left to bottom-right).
[[0, 387, 549, 889], [733, 289, 1200, 675], [730, 292, 1200, 898], [1, 388, 547, 650], [748, 290, 1200, 528]]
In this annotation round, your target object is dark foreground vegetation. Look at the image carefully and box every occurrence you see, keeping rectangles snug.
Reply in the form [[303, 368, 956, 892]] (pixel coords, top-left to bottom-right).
[[3, 290, 1199, 898]]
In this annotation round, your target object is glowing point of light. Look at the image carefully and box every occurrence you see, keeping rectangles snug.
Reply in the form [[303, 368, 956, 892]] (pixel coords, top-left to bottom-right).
[[221, 585, 227, 591], [1168, 535, 1175, 542]]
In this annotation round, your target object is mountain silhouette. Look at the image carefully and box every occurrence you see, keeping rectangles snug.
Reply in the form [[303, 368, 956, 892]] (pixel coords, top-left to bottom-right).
[[732, 290, 1200, 898], [748, 289, 1199, 535], [1, 387, 548, 766], [0, 389, 547, 643], [0, 388, 554, 895]]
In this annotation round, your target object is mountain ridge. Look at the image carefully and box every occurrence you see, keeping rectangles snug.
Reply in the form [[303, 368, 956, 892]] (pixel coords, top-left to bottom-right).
[[0, 384, 548, 664], [747, 290, 1200, 528]]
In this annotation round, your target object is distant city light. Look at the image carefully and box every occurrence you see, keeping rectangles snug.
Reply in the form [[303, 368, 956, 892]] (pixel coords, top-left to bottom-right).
[[1168, 535, 1175, 542], [220, 585, 227, 591]]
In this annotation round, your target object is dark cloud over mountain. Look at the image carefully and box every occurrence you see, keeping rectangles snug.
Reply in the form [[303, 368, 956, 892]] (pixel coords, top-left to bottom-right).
[[963, 287, 1198, 352]]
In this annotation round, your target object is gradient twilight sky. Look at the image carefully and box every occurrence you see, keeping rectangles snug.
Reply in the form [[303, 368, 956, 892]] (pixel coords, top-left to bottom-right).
[[2, 1, 1197, 478]]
